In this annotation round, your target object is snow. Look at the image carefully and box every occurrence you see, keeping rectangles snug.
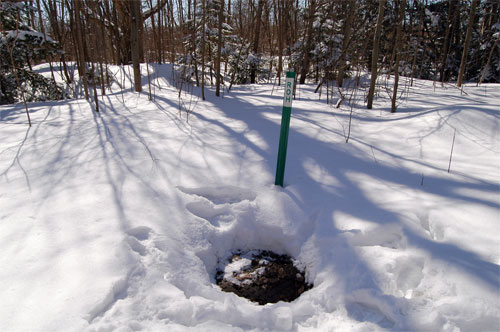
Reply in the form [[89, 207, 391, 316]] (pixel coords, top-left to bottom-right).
[[217, 250, 281, 287], [0, 2, 24, 10], [223, 256, 253, 285], [2, 30, 56, 44], [1, 63, 499, 331]]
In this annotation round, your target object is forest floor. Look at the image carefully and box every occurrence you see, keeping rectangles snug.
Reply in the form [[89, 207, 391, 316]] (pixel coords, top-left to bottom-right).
[[1, 64, 499, 331]]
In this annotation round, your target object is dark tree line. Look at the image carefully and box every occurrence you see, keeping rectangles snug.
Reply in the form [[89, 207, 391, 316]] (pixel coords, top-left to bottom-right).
[[1, 0, 499, 109]]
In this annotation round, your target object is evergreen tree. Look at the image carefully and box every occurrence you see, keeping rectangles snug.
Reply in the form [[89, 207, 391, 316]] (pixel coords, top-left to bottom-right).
[[470, 0, 500, 83], [308, 1, 343, 83], [0, 1, 66, 104], [180, 0, 257, 89]]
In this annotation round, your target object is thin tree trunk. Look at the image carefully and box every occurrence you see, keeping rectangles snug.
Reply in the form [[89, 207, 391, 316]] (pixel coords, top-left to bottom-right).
[[391, 0, 406, 113], [97, 3, 107, 95], [158, 0, 163, 63], [73, 0, 89, 100], [337, 0, 355, 87], [36, 0, 56, 83], [130, 0, 143, 92], [147, 0, 160, 64], [215, 0, 224, 96], [201, 0, 206, 100], [274, 0, 283, 86], [410, 1, 425, 86], [367, 0, 386, 109], [91, 61, 99, 112], [250, 0, 265, 84], [478, 35, 499, 85], [457, 0, 479, 87], [439, 0, 458, 83], [299, 0, 316, 84]]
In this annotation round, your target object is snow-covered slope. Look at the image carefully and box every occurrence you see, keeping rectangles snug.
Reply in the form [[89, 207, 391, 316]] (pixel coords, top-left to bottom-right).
[[1, 64, 499, 331]]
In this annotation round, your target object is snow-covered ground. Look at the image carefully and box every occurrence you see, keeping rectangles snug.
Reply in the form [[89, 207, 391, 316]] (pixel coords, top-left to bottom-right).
[[1, 64, 499, 331]]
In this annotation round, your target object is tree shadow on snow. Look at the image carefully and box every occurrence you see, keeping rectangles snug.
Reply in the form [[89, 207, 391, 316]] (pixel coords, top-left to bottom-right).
[[3, 65, 497, 330], [186, 82, 499, 330]]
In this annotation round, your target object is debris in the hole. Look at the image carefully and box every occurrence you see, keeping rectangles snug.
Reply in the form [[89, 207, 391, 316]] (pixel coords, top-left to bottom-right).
[[215, 250, 312, 305]]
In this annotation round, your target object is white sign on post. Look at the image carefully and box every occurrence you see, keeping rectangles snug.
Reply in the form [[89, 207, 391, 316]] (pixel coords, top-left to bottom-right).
[[283, 76, 294, 108]]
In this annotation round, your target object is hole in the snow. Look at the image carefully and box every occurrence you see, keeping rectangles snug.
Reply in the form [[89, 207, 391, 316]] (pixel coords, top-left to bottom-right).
[[215, 249, 312, 305]]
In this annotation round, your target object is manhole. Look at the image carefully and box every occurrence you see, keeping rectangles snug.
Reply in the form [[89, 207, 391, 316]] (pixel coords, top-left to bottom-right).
[[215, 249, 312, 305]]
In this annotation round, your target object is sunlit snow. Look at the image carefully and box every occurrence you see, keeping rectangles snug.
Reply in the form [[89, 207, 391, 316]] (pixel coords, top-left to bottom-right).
[[1, 63, 499, 332]]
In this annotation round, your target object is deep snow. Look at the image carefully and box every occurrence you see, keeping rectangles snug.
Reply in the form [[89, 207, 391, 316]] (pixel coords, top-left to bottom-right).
[[0, 64, 499, 332]]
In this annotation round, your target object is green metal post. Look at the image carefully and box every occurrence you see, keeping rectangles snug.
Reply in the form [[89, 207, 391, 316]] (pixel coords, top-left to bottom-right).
[[275, 72, 295, 187]]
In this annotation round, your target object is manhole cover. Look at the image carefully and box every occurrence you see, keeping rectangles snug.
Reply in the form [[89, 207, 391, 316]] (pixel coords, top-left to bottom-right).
[[215, 249, 312, 305]]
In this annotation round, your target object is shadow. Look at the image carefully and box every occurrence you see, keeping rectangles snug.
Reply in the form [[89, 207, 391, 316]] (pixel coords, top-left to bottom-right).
[[2, 63, 498, 330], [174, 79, 499, 330], [0, 126, 32, 191]]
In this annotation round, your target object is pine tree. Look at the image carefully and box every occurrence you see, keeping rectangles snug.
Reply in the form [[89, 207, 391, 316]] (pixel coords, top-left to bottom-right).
[[0, 1, 66, 105], [180, 0, 253, 89]]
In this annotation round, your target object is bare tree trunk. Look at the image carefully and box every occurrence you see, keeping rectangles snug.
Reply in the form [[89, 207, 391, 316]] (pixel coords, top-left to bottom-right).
[[91, 61, 100, 112], [147, 0, 160, 64], [299, 0, 316, 84], [201, 0, 206, 100], [72, 0, 89, 100], [274, 0, 283, 85], [97, 3, 108, 95], [457, 0, 479, 87], [106, 1, 121, 65], [191, 0, 200, 86], [367, 0, 386, 109], [410, 1, 425, 86], [391, 0, 406, 113], [478, 35, 499, 85], [250, 0, 265, 84], [36, 0, 56, 83], [130, 0, 143, 92], [439, 0, 458, 83], [158, 0, 163, 63], [337, 0, 355, 87], [45, 0, 72, 83], [215, 0, 224, 96]]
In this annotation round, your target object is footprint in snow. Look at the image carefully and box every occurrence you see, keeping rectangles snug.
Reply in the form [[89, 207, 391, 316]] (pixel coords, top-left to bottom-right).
[[125, 226, 153, 256], [178, 186, 257, 227], [178, 185, 257, 205], [344, 224, 407, 249], [393, 256, 425, 299], [126, 225, 153, 241], [345, 289, 398, 329], [417, 212, 445, 241]]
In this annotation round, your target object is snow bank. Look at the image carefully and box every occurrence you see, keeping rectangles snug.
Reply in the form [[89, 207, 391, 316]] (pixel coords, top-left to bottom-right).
[[1, 64, 498, 331]]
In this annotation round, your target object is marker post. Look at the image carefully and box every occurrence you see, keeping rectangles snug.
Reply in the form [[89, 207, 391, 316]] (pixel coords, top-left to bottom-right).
[[275, 72, 295, 187]]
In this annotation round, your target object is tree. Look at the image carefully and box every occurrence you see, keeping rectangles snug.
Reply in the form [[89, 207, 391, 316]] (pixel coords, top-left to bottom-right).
[[0, 1, 66, 107], [215, 0, 224, 96], [130, 0, 143, 92], [457, 0, 479, 87], [438, 0, 459, 83], [474, 0, 500, 84], [337, 0, 355, 88], [298, 0, 316, 84], [367, 0, 386, 109], [250, 0, 264, 84], [201, 0, 206, 100], [391, 0, 406, 113], [71, 0, 89, 99], [273, 0, 284, 85], [478, 34, 499, 85]]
